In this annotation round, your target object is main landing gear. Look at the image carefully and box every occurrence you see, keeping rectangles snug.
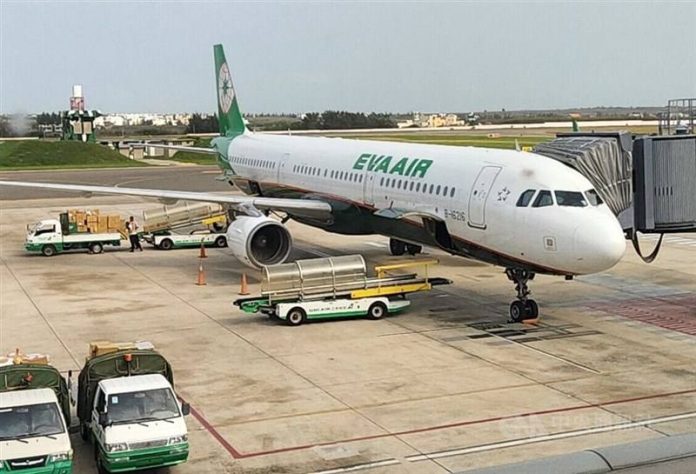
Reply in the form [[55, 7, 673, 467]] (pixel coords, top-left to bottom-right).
[[389, 238, 422, 256], [506, 268, 539, 323]]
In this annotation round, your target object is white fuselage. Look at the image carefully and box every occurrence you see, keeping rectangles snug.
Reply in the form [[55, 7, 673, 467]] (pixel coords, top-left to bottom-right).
[[220, 133, 626, 275]]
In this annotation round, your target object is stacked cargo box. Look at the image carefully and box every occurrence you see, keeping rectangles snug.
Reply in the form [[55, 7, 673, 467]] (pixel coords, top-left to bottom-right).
[[66, 209, 126, 235]]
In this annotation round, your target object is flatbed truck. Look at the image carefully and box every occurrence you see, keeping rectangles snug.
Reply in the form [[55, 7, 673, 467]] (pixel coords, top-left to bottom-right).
[[72, 342, 190, 474], [0, 352, 73, 474], [25, 218, 122, 256], [235, 255, 451, 326]]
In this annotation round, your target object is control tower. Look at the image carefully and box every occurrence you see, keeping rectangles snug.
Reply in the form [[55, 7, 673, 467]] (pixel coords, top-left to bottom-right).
[[61, 85, 101, 142]]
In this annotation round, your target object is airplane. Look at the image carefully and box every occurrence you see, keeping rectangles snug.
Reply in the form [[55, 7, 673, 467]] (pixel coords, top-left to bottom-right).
[[0, 44, 626, 323]]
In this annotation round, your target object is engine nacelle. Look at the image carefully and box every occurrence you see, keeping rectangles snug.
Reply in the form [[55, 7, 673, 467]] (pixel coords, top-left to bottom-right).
[[226, 216, 292, 268]]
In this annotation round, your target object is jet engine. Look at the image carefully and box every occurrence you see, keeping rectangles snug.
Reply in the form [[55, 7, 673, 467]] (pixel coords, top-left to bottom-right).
[[226, 216, 292, 268]]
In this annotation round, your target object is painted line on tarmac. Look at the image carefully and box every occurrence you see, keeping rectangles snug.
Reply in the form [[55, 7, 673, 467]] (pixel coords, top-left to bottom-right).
[[310, 458, 401, 474], [405, 411, 696, 462], [183, 387, 696, 460]]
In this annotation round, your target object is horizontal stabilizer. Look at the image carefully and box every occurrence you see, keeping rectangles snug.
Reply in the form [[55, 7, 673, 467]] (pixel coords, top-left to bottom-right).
[[136, 143, 218, 155]]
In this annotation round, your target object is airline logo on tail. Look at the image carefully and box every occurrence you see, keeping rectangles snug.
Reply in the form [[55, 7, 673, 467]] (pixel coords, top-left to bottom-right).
[[218, 63, 234, 113]]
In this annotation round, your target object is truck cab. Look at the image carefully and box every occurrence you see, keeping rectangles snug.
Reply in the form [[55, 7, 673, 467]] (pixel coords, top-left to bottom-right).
[[0, 362, 73, 474], [25, 219, 63, 254], [76, 346, 189, 473], [90, 374, 189, 473]]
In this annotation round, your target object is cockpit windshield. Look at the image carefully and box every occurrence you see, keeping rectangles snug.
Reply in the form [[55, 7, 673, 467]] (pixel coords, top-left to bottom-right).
[[555, 191, 587, 207], [585, 189, 603, 206]]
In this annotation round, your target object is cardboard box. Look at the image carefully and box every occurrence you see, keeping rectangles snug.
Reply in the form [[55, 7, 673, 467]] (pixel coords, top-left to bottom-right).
[[88, 341, 143, 358], [107, 215, 121, 226]]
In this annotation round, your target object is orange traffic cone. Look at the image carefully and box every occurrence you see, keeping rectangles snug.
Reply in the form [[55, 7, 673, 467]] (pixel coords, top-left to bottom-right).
[[195, 260, 207, 286], [199, 240, 207, 259], [238, 273, 250, 295]]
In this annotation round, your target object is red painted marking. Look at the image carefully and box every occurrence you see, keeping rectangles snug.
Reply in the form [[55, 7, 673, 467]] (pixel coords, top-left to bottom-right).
[[588, 294, 696, 337], [183, 387, 696, 459]]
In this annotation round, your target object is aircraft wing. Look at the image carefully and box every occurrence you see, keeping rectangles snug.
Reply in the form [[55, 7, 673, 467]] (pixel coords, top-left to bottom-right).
[[138, 143, 218, 155], [0, 180, 332, 218]]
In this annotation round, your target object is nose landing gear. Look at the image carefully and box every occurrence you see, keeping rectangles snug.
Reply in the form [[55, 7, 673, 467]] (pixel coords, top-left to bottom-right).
[[506, 268, 539, 322]]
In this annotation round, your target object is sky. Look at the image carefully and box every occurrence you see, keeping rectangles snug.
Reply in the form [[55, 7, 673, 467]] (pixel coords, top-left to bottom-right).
[[1, 1, 694, 114]]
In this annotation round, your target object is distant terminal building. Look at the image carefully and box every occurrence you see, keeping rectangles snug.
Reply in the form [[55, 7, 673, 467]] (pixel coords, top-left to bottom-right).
[[61, 85, 101, 142], [397, 112, 464, 128]]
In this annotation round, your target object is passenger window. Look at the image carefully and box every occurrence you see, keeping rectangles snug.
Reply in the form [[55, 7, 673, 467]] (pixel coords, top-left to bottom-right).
[[436, 185, 441, 195], [555, 191, 587, 207], [585, 189, 603, 206], [516, 189, 536, 207], [410, 181, 415, 191], [443, 186, 448, 196], [532, 190, 553, 207], [450, 187, 455, 198], [429, 184, 434, 194]]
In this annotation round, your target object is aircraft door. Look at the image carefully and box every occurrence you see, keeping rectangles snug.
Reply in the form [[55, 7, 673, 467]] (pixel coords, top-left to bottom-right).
[[363, 170, 375, 206], [277, 152, 290, 183], [468, 166, 502, 229]]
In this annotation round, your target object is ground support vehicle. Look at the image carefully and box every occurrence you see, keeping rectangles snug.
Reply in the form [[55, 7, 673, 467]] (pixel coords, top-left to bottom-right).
[[144, 230, 228, 250], [0, 353, 73, 474], [141, 202, 228, 250], [235, 255, 451, 325], [25, 210, 124, 256], [73, 343, 189, 473]]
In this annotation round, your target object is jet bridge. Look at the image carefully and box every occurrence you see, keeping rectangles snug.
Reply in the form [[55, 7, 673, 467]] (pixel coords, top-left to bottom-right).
[[534, 132, 696, 262]]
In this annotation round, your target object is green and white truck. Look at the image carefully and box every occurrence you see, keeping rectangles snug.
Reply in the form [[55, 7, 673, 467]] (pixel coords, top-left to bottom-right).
[[0, 359, 73, 474], [235, 255, 450, 326], [25, 218, 122, 256], [142, 202, 228, 250], [74, 346, 190, 473]]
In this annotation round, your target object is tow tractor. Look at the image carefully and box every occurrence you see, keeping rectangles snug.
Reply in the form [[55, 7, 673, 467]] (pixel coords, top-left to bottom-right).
[[234, 255, 451, 325], [140, 202, 229, 250]]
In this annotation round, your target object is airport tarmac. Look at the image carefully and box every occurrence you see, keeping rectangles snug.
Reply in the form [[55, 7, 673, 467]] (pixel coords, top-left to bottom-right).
[[1, 171, 696, 473]]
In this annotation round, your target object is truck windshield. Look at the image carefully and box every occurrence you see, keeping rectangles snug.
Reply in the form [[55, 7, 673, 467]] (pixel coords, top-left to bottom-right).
[[108, 388, 180, 424], [0, 403, 65, 440]]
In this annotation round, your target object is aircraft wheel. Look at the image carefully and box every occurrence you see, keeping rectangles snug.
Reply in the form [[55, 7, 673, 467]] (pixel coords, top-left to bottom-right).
[[286, 307, 306, 327], [509, 301, 526, 323], [524, 299, 539, 319], [389, 238, 406, 256]]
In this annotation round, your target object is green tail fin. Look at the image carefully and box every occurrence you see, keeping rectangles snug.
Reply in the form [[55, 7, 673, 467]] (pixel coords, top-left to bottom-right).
[[214, 44, 246, 136]]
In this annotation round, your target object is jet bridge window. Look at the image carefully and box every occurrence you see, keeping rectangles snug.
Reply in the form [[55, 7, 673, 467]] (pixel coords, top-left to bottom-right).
[[555, 191, 587, 207], [532, 190, 553, 207], [516, 189, 536, 207]]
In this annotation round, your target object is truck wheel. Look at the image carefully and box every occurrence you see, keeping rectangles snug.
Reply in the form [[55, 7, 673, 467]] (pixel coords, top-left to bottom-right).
[[368, 302, 387, 320], [94, 445, 108, 474], [215, 236, 227, 248], [41, 244, 56, 257], [159, 238, 173, 250], [80, 422, 90, 441], [89, 243, 103, 254], [406, 244, 422, 255], [286, 308, 306, 326]]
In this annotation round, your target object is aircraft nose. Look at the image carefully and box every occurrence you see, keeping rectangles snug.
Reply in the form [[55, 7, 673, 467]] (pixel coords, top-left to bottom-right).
[[573, 216, 626, 274]]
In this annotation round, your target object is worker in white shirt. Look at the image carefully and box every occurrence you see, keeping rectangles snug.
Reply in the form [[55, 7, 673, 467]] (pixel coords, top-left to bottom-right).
[[126, 216, 143, 252]]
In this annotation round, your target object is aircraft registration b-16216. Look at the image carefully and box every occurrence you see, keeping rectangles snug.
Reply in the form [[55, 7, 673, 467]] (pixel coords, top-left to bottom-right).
[[0, 44, 627, 322]]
